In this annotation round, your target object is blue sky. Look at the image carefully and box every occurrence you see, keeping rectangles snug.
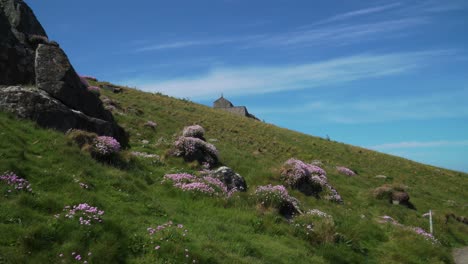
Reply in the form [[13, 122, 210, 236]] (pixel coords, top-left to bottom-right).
[[28, 0, 468, 172]]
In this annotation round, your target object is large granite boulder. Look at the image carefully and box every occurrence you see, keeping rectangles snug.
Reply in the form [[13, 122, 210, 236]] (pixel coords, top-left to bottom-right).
[[35, 44, 113, 122], [0, 0, 47, 85], [0, 86, 127, 142], [0, 0, 129, 146]]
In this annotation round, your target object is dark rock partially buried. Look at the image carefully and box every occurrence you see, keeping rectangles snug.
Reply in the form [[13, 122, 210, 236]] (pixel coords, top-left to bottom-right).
[[206, 166, 247, 192], [0, 86, 128, 143]]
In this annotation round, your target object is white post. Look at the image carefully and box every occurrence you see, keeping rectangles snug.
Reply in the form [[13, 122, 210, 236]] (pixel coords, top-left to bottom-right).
[[429, 210, 433, 234]]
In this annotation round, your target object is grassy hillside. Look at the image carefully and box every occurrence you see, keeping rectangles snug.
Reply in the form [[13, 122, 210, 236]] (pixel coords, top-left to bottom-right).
[[0, 82, 467, 263]]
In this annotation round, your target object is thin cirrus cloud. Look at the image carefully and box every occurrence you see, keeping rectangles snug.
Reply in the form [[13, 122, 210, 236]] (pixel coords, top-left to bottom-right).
[[251, 88, 468, 124], [131, 1, 465, 53], [251, 18, 427, 48], [132, 49, 454, 99], [311, 2, 402, 25], [134, 18, 426, 52], [369, 140, 468, 150]]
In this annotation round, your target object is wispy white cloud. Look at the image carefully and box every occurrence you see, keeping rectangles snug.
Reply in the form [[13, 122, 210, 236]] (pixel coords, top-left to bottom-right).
[[130, 49, 454, 99], [252, 18, 427, 48], [134, 18, 426, 52], [370, 140, 468, 150], [312, 2, 401, 25], [252, 88, 468, 123], [134, 35, 264, 52]]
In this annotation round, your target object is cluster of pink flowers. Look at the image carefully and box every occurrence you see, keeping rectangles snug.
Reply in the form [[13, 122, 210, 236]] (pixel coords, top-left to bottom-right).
[[130, 151, 159, 159], [144, 121, 158, 129], [0, 172, 32, 192], [254, 184, 298, 209], [93, 136, 121, 156], [280, 159, 343, 203], [281, 158, 326, 187], [163, 173, 236, 197], [59, 251, 92, 263], [147, 220, 187, 236], [174, 137, 219, 161], [336, 166, 356, 176], [80, 75, 98, 81], [379, 216, 437, 243], [147, 221, 196, 262], [79, 182, 89, 189], [182, 125, 205, 139], [87, 86, 100, 94], [305, 209, 332, 219], [62, 203, 104, 225]]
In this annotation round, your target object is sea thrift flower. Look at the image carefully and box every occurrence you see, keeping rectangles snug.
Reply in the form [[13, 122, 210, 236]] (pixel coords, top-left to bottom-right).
[[163, 173, 236, 197], [61, 203, 104, 225], [379, 215, 438, 243], [254, 184, 299, 209], [280, 158, 327, 187], [182, 125, 205, 139], [305, 209, 332, 218], [336, 166, 356, 176], [174, 136, 219, 163], [0, 172, 32, 192], [93, 136, 121, 156], [87, 86, 100, 94], [80, 75, 98, 81]]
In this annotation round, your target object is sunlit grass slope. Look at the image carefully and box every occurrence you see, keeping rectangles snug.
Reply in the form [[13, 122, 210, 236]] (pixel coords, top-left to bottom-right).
[[0, 81, 466, 263]]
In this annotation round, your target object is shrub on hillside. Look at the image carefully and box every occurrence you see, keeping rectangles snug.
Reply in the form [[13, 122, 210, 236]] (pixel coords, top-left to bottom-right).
[[373, 184, 414, 208], [280, 158, 343, 203], [292, 209, 336, 245], [254, 184, 301, 218], [92, 136, 121, 157], [66, 129, 98, 149], [182, 125, 205, 140]]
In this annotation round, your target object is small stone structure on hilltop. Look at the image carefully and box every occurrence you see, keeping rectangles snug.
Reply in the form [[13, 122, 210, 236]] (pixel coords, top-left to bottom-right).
[[213, 95, 259, 120]]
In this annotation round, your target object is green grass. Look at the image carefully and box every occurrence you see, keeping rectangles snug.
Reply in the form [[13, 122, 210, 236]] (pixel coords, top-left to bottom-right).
[[0, 82, 467, 263]]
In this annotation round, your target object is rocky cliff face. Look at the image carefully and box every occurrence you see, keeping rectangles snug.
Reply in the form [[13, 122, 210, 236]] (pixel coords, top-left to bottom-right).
[[0, 0, 128, 146]]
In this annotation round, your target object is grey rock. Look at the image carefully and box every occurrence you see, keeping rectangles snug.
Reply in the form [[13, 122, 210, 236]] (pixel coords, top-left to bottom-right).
[[0, 0, 48, 85], [35, 44, 113, 122], [173, 136, 219, 168], [211, 166, 247, 192], [0, 0, 47, 37], [0, 86, 128, 144]]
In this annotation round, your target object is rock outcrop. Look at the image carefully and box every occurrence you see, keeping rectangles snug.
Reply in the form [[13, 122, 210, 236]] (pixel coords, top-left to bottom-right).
[[0, 0, 46, 85], [205, 166, 247, 192], [0, 86, 127, 142], [172, 125, 219, 168], [0, 0, 128, 146]]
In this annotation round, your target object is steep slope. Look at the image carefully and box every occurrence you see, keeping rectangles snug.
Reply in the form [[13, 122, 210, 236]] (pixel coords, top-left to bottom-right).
[[0, 82, 467, 263]]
